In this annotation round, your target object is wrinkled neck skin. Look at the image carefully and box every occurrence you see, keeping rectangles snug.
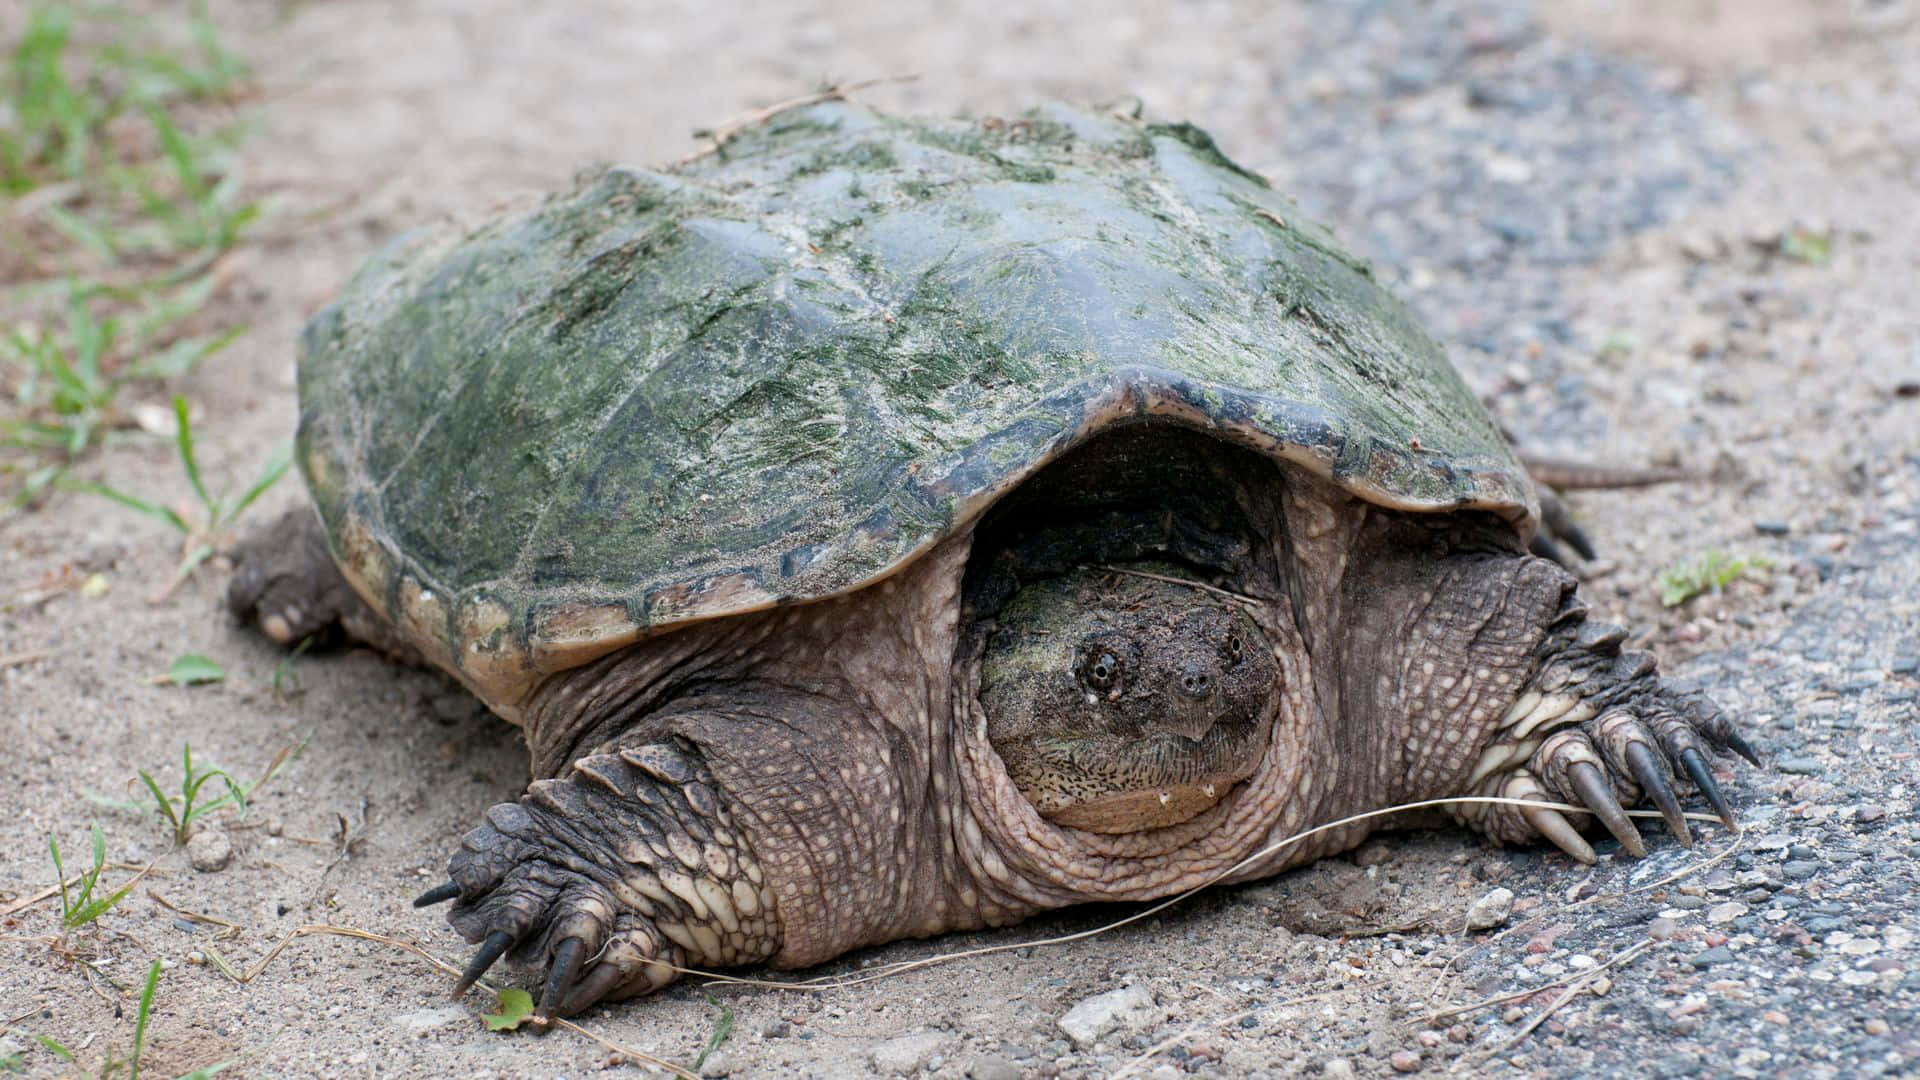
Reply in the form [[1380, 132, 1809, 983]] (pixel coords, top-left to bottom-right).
[[514, 458, 1569, 966]]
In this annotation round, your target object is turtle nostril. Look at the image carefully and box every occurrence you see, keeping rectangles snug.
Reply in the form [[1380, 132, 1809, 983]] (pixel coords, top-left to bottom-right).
[[1178, 666, 1212, 699]]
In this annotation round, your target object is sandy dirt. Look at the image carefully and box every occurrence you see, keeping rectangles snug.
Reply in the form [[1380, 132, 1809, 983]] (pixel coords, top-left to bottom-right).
[[3, 1, 1917, 1077]]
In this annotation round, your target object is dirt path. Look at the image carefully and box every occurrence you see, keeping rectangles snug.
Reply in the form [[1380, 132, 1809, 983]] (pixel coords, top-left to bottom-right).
[[3, 1, 1916, 1077]]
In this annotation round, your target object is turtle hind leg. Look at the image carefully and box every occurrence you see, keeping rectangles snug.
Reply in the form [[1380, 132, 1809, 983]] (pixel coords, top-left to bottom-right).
[[226, 506, 420, 663], [1520, 454, 1693, 567]]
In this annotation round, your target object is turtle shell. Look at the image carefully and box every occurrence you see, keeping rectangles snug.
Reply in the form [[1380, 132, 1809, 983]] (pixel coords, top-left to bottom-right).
[[297, 101, 1533, 705]]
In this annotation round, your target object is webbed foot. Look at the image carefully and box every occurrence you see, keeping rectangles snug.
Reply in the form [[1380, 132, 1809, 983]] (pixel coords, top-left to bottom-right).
[[417, 739, 778, 1017]]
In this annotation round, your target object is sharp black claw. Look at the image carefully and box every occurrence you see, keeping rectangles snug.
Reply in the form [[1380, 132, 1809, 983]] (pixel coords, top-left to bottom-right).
[[413, 881, 461, 908], [1679, 747, 1737, 829], [1625, 741, 1691, 848], [537, 937, 589, 1020], [1559, 521, 1597, 562], [453, 929, 515, 996], [1724, 731, 1762, 767], [1529, 533, 1569, 565], [1566, 760, 1646, 857]]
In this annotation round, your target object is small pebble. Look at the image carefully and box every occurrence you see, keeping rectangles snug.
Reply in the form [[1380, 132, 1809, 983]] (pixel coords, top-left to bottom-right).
[[187, 829, 234, 872], [1782, 861, 1821, 881], [1322, 1059, 1357, 1079], [1465, 887, 1515, 930], [1753, 520, 1791, 536], [966, 1054, 1021, 1080], [1775, 756, 1824, 775], [1388, 1050, 1422, 1073], [868, 1031, 952, 1076], [1691, 946, 1735, 969], [1865, 1019, 1891, 1036], [1708, 901, 1749, 924]]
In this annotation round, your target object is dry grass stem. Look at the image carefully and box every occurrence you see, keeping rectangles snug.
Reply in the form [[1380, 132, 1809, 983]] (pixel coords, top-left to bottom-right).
[[145, 889, 240, 939], [1476, 940, 1656, 1061], [1426, 939, 1655, 1026], [676, 76, 919, 164], [1089, 564, 1265, 606], [0, 650, 54, 669]]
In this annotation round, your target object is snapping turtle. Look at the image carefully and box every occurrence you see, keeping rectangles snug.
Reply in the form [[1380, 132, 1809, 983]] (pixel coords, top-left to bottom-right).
[[228, 101, 1755, 1017]]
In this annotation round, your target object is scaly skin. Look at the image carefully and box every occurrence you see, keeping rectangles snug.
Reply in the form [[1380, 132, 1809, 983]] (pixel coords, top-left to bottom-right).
[[230, 459, 1752, 1019]]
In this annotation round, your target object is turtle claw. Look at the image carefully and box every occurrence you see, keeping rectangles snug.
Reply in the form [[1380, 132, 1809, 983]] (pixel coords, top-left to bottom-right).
[[1679, 747, 1738, 828], [1725, 731, 1763, 768], [1523, 801, 1597, 864], [414, 880, 461, 907], [537, 936, 590, 1021], [453, 929, 515, 996], [1566, 760, 1645, 857], [1624, 741, 1691, 847]]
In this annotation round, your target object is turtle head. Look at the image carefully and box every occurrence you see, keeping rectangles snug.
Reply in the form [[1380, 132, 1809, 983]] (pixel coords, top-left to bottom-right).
[[978, 565, 1279, 834]]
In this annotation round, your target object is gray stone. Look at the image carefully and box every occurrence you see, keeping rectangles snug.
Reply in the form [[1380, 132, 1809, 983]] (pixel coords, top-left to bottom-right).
[[1323, 1059, 1357, 1079], [1691, 946, 1735, 968], [869, 1031, 953, 1076], [187, 828, 233, 872], [699, 1049, 737, 1077], [1465, 887, 1515, 930], [1058, 984, 1158, 1049], [391, 1006, 468, 1035], [965, 1053, 1022, 1080], [1775, 756, 1824, 775]]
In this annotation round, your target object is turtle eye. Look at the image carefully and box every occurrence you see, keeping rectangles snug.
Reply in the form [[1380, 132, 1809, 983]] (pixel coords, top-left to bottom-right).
[[1084, 650, 1122, 690], [1226, 633, 1244, 663]]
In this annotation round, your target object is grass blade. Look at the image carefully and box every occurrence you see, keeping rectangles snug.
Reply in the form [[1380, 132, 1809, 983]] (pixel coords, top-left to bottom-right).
[[131, 959, 161, 1079], [71, 480, 191, 534], [171, 396, 213, 513], [231, 440, 292, 519]]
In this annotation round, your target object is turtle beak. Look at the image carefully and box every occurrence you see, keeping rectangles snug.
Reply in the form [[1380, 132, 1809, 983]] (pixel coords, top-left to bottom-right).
[[1161, 676, 1220, 741]]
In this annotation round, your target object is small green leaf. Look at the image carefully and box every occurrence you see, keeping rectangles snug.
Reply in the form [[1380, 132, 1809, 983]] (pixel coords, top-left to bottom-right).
[[481, 988, 535, 1031], [166, 653, 225, 685]]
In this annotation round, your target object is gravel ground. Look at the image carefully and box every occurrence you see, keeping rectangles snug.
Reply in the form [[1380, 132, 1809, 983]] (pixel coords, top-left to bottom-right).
[[2, 1, 1917, 1077]]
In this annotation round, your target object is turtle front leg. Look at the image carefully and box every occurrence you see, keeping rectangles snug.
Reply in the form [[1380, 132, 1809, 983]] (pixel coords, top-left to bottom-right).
[[1451, 583, 1758, 862], [1342, 537, 1755, 864], [227, 506, 420, 662], [416, 738, 780, 1018]]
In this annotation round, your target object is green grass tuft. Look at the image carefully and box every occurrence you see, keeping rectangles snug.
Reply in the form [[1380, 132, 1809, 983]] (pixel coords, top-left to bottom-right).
[[89, 740, 299, 847], [2, 0, 258, 512], [48, 823, 136, 931], [1657, 550, 1770, 607]]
